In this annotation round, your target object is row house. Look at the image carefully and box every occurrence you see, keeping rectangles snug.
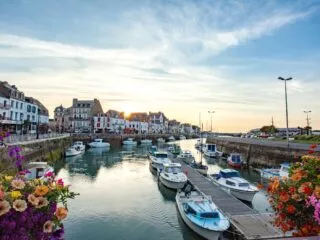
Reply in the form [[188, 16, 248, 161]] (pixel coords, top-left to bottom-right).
[[168, 120, 180, 134], [53, 105, 72, 132], [0, 81, 49, 134], [148, 112, 168, 134], [93, 110, 125, 133], [126, 112, 149, 134]]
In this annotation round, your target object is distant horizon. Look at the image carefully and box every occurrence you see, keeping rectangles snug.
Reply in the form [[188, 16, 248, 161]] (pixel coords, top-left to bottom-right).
[[0, 0, 319, 132]]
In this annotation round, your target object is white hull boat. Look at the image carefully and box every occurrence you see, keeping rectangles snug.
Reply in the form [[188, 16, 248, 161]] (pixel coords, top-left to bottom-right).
[[203, 144, 223, 158], [177, 150, 195, 164], [123, 138, 137, 146], [260, 163, 289, 181], [25, 162, 54, 180], [176, 188, 230, 240], [65, 147, 84, 157], [88, 139, 110, 148], [150, 152, 171, 171], [159, 163, 187, 190], [209, 169, 258, 202]]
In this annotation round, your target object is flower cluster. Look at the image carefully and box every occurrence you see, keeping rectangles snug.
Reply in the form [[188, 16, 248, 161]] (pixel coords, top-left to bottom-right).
[[8, 146, 24, 170], [268, 144, 320, 237], [0, 173, 78, 239]]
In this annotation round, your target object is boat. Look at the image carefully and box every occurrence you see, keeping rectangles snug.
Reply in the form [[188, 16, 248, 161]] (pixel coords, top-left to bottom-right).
[[148, 145, 158, 156], [209, 169, 259, 202], [123, 138, 137, 146], [159, 163, 188, 189], [157, 138, 166, 143], [203, 144, 223, 158], [167, 144, 181, 156], [140, 139, 152, 145], [168, 136, 175, 142], [25, 162, 54, 180], [150, 152, 171, 171], [65, 141, 86, 157], [191, 161, 208, 175], [227, 153, 243, 168], [179, 135, 186, 140], [177, 150, 195, 164], [176, 186, 230, 240], [88, 139, 110, 148], [260, 163, 289, 181]]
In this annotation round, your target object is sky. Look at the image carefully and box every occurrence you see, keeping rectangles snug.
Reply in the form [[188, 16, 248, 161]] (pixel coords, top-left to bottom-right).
[[0, 0, 319, 132]]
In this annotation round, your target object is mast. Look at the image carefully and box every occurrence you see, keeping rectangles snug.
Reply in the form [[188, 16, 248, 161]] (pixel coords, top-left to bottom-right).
[[200, 123, 203, 165]]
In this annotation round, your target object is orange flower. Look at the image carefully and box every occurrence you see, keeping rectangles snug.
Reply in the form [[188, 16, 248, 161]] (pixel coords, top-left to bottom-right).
[[286, 205, 296, 214], [279, 192, 290, 202], [257, 184, 264, 190], [298, 182, 313, 196], [34, 185, 49, 196], [314, 186, 320, 198], [55, 207, 68, 220], [290, 170, 307, 182]]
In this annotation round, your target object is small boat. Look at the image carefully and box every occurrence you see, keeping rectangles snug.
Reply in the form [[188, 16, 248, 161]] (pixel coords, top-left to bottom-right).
[[73, 141, 86, 151], [177, 150, 195, 164], [65, 141, 86, 157], [191, 161, 208, 175], [123, 138, 137, 146], [168, 136, 175, 141], [88, 139, 110, 148], [159, 163, 187, 189], [157, 138, 166, 143], [150, 152, 171, 171], [167, 144, 181, 156], [25, 162, 54, 180], [260, 163, 289, 181], [227, 153, 243, 168], [176, 186, 230, 240], [203, 144, 223, 158], [140, 139, 152, 145], [209, 169, 259, 202], [180, 135, 186, 140], [149, 145, 158, 156]]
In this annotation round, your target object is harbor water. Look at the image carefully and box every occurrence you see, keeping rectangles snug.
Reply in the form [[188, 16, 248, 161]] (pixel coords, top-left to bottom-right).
[[56, 139, 272, 240]]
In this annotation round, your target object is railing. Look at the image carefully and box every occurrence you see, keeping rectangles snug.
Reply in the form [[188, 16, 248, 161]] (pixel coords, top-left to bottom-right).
[[3, 133, 71, 144]]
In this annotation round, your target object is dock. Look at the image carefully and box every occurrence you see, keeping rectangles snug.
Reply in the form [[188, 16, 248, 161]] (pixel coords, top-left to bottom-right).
[[175, 159, 288, 240]]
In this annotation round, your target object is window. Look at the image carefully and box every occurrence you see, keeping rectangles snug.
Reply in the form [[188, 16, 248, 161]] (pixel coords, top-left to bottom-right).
[[226, 180, 236, 186], [20, 103, 23, 109], [87, 104, 90, 108], [32, 115, 35, 121], [20, 113, 23, 120], [15, 112, 18, 120], [16, 102, 18, 108], [4, 101, 6, 107], [3, 112, 6, 118], [27, 115, 30, 120], [27, 105, 31, 112], [11, 101, 14, 107], [10, 111, 13, 119], [32, 106, 36, 113]]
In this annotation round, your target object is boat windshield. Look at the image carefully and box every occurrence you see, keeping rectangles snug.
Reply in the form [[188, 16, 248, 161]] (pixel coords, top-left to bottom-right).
[[156, 153, 168, 158], [220, 171, 240, 178], [94, 139, 101, 142], [207, 144, 216, 151], [239, 183, 249, 187], [231, 155, 241, 163], [200, 212, 219, 219], [165, 167, 181, 174]]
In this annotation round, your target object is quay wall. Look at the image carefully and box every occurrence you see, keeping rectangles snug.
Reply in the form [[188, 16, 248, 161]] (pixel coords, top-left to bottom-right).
[[206, 137, 311, 167]]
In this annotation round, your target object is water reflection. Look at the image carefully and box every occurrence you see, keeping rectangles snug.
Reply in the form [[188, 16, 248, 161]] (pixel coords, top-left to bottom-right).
[[158, 181, 176, 202]]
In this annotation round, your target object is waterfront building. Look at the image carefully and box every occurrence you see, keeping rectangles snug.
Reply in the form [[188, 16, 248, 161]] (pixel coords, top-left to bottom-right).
[[93, 110, 125, 133], [148, 112, 168, 134], [126, 112, 149, 134], [168, 120, 180, 134], [70, 98, 103, 132]]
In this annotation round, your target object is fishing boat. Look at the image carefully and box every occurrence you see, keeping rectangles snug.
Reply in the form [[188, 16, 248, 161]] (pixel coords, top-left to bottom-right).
[[177, 150, 195, 164], [159, 163, 187, 189], [203, 144, 223, 158], [123, 138, 137, 146], [25, 162, 54, 180], [157, 138, 166, 143], [260, 163, 289, 181], [88, 139, 110, 148], [227, 153, 243, 168], [176, 186, 230, 240], [179, 135, 186, 140], [140, 139, 153, 145], [150, 152, 171, 171], [209, 169, 259, 202]]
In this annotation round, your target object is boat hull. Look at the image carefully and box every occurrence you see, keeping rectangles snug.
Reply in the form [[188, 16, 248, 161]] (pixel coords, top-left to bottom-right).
[[88, 143, 110, 148], [176, 196, 222, 240], [227, 160, 242, 168], [230, 188, 257, 202], [160, 176, 186, 190], [65, 151, 83, 157]]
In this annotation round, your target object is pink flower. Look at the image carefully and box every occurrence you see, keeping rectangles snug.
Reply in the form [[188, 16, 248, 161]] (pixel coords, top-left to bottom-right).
[[314, 201, 320, 224], [44, 172, 54, 177], [306, 194, 318, 207], [57, 178, 64, 187]]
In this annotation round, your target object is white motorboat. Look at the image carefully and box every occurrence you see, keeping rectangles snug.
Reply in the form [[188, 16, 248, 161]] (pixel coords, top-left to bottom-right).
[[260, 163, 289, 181], [227, 153, 244, 168], [209, 169, 259, 202], [88, 139, 110, 148], [179, 135, 186, 140], [177, 150, 195, 164], [203, 144, 223, 158], [65, 141, 86, 157], [140, 139, 152, 145], [150, 152, 171, 171], [159, 163, 187, 189], [176, 187, 230, 240], [123, 138, 137, 146], [25, 162, 54, 180], [157, 138, 166, 143], [72, 141, 86, 151], [168, 136, 175, 141]]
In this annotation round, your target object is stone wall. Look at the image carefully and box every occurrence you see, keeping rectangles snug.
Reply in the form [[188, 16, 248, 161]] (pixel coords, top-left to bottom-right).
[[207, 138, 309, 167]]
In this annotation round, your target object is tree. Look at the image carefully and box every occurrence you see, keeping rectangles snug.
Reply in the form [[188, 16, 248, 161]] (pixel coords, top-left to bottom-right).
[[260, 125, 279, 135]]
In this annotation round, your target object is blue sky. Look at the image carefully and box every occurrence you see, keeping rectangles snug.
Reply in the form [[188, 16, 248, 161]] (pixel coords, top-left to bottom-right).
[[0, 0, 319, 131]]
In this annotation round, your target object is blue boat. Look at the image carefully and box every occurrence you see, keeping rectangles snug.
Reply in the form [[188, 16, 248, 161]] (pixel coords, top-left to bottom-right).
[[176, 187, 230, 240]]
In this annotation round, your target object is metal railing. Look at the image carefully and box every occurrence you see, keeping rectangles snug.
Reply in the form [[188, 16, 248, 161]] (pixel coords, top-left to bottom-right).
[[3, 133, 71, 144]]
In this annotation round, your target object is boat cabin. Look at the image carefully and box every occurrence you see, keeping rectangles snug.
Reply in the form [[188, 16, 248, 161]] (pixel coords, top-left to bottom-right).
[[93, 139, 103, 143], [280, 163, 290, 177], [205, 144, 216, 152], [154, 152, 169, 159], [230, 154, 241, 163], [218, 169, 240, 178], [163, 163, 182, 174], [25, 162, 50, 179], [182, 201, 219, 219]]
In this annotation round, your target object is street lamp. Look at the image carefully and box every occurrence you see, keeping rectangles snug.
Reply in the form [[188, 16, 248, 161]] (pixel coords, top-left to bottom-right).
[[208, 111, 215, 133], [303, 110, 312, 135], [278, 76, 292, 149]]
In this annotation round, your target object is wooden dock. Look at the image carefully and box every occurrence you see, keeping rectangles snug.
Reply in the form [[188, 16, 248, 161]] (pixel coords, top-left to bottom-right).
[[175, 159, 289, 240]]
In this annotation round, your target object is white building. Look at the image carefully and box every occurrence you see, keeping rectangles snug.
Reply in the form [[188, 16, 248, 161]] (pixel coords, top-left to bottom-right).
[[148, 112, 168, 133]]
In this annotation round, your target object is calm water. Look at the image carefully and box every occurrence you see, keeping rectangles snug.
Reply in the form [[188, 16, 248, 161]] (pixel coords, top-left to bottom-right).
[[55, 139, 271, 240]]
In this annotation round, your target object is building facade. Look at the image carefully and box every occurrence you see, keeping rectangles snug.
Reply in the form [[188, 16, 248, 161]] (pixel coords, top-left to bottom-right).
[[148, 112, 168, 133]]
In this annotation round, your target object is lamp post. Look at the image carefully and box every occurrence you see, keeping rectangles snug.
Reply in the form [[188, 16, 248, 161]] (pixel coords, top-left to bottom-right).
[[278, 77, 292, 149], [303, 110, 312, 135], [208, 111, 215, 135]]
